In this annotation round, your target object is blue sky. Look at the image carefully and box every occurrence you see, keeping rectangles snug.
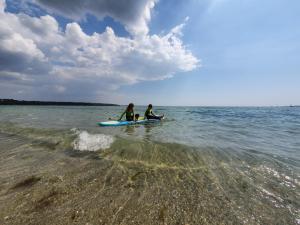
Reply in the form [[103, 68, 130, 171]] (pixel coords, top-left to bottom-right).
[[1, 0, 299, 106]]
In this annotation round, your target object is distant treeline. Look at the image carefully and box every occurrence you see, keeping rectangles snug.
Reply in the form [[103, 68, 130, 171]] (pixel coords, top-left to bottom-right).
[[0, 99, 119, 106]]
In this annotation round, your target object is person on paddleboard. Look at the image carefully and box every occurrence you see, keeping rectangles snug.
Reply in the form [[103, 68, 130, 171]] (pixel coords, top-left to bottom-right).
[[134, 114, 140, 121], [144, 104, 164, 120], [119, 103, 135, 121]]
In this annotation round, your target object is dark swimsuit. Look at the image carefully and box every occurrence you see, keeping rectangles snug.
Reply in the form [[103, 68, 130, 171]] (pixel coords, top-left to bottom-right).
[[125, 111, 134, 121], [145, 109, 161, 120]]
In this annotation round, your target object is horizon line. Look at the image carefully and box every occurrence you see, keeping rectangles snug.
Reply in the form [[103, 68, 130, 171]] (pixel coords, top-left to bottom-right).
[[0, 99, 299, 108]]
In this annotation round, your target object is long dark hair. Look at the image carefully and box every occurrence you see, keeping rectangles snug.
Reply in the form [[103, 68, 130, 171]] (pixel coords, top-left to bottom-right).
[[126, 103, 134, 111]]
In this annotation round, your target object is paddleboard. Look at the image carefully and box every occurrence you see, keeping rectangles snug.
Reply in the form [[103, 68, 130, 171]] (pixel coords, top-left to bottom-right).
[[98, 116, 164, 127]]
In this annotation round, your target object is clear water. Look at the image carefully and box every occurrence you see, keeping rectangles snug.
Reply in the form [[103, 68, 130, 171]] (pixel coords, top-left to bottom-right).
[[1, 105, 299, 153], [0, 105, 299, 224]]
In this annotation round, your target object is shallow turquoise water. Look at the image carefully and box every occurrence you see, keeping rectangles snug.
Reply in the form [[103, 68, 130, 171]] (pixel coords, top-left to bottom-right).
[[0, 105, 299, 224]]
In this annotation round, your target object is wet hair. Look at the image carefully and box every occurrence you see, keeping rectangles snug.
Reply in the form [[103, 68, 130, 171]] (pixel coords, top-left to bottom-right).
[[148, 104, 152, 108], [126, 103, 134, 111]]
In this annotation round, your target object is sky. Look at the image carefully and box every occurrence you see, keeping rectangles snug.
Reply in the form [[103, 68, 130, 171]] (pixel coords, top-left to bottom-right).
[[0, 0, 299, 106]]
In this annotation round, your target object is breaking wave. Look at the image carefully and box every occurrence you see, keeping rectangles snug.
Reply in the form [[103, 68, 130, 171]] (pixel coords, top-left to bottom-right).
[[72, 130, 114, 151]]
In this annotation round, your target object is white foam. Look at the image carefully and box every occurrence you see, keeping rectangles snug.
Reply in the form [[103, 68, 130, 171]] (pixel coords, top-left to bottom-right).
[[72, 130, 114, 151]]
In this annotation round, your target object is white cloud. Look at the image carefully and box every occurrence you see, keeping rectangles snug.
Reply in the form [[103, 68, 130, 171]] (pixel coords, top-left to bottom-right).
[[0, 33, 45, 59], [0, 0, 199, 102], [27, 0, 158, 36]]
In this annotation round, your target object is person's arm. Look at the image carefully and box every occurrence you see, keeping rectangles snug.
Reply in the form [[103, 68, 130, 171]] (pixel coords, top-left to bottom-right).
[[118, 111, 125, 121], [151, 110, 155, 116]]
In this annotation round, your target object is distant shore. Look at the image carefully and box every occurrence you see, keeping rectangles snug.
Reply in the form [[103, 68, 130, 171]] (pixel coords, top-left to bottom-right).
[[0, 99, 119, 106]]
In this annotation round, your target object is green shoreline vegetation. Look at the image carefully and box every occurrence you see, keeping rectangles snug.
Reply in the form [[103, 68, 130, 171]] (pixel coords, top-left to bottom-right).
[[0, 99, 119, 106]]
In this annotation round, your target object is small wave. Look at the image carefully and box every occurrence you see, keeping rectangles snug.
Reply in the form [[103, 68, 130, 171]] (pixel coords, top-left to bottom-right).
[[72, 130, 114, 151]]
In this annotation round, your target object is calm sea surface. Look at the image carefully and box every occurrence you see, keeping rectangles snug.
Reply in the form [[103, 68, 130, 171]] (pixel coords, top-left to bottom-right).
[[0, 105, 299, 224]]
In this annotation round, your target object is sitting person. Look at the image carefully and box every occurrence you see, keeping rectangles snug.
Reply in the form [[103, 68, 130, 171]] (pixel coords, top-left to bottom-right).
[[144, 104, 164, 120], [119, 103, 135, 121], [134, 114, 140, 121]]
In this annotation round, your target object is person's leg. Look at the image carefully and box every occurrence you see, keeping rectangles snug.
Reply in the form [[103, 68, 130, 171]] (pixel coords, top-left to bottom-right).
[[126, 116, 134, 121], [147, 115, 161, 120]]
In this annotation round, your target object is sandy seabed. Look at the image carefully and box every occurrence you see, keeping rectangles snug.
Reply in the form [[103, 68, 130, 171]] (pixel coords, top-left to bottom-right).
[[0, 137, 298, 225]]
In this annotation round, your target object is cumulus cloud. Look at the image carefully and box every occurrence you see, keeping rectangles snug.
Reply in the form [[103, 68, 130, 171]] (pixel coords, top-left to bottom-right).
[[0, 0, 199, 102], [26, 0, 157, 36]]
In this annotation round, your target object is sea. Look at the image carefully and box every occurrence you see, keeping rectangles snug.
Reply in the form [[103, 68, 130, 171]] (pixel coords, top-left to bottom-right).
[[0, 105, 299, 225]]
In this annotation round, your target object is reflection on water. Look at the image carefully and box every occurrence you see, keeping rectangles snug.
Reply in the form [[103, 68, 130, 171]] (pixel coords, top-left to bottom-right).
[[121, 122, 163, 142], [144, 124, 153, 141], [124, 125, 135, 135]]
